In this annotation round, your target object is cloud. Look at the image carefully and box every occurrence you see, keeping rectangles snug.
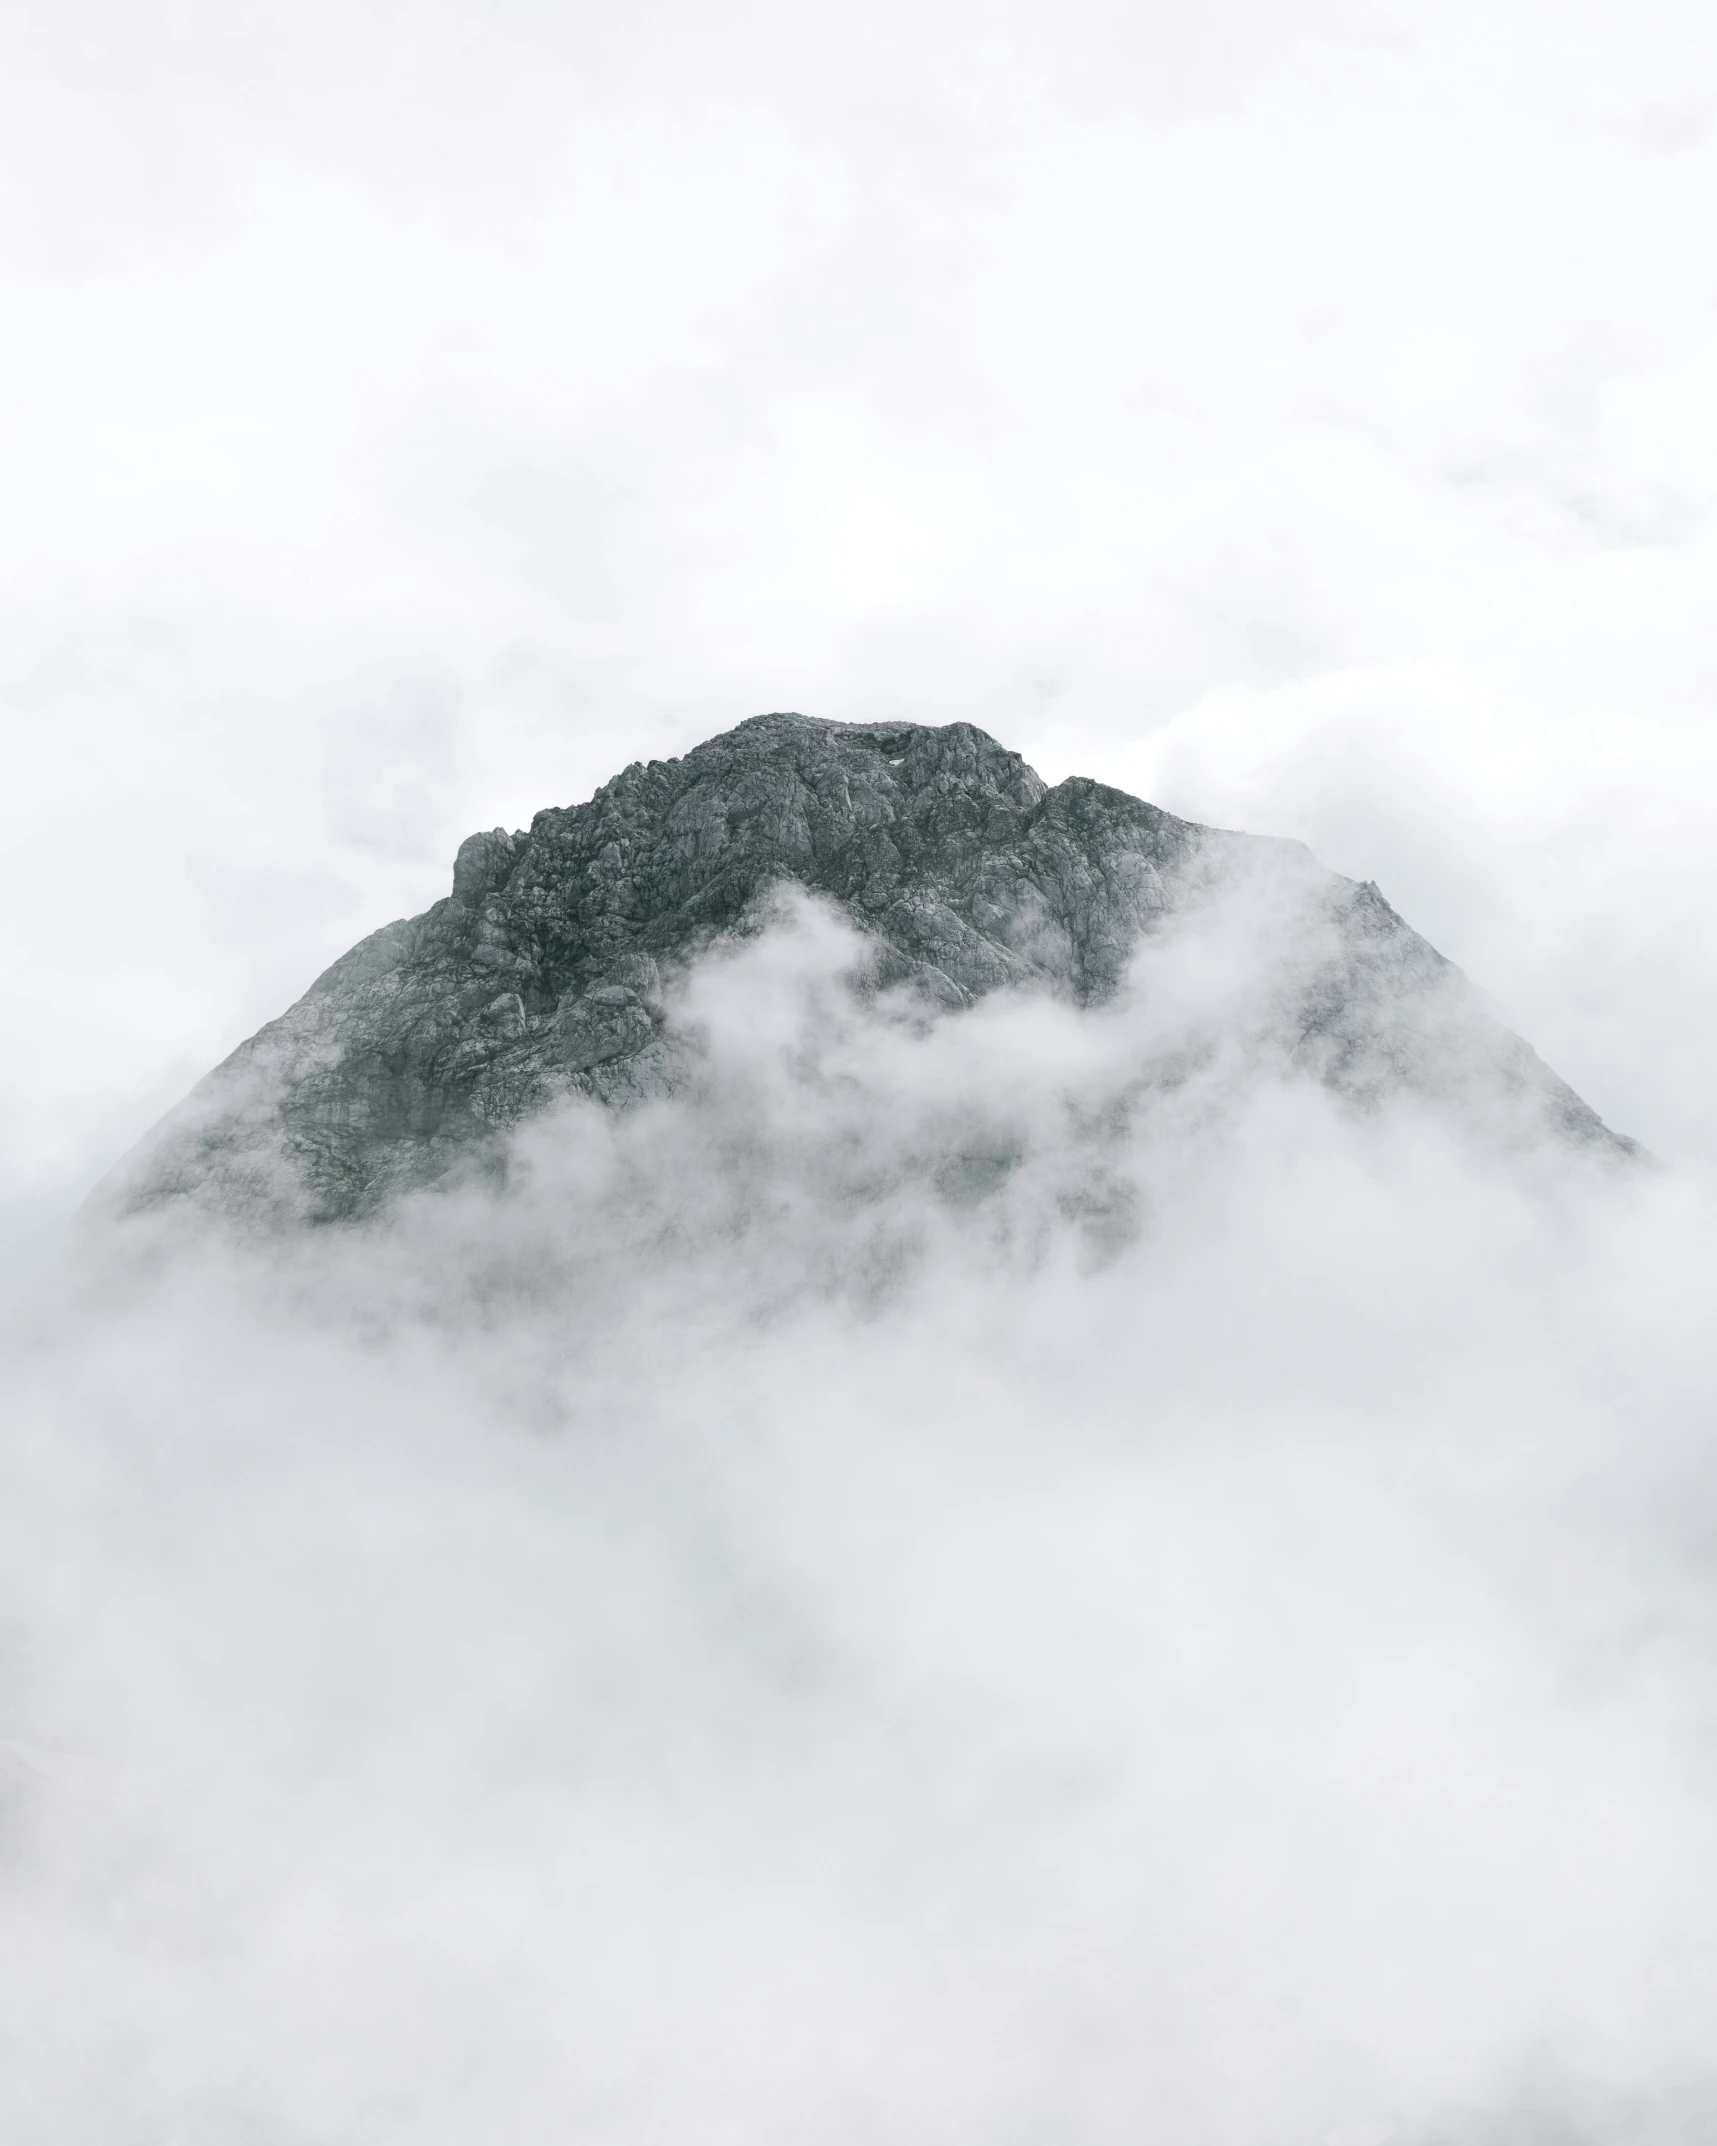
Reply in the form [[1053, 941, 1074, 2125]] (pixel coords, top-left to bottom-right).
[[3, 906, 1716, 2141]]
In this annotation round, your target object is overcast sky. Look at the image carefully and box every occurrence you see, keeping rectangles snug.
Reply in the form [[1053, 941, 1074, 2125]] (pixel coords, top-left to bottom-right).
[[5, 0, 1717, 1203]]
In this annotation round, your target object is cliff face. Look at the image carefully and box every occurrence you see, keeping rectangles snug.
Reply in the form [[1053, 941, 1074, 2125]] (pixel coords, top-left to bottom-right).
[[107, 712, 1635, 1221]]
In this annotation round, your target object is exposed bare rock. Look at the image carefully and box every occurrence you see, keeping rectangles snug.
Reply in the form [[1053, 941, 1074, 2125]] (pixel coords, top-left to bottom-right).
[[104, 712, 1636, 1222]]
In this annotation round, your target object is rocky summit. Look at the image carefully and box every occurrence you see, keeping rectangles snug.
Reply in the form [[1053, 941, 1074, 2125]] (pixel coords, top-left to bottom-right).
[[106, 712, 1636, 1222]]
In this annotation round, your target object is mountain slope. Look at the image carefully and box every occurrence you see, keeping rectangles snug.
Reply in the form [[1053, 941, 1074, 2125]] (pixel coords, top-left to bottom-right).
[[105, 712, 1636, 1221]]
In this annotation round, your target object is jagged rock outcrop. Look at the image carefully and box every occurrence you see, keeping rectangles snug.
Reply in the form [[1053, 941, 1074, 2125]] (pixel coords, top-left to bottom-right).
[[105, 712, 1635, 1221]]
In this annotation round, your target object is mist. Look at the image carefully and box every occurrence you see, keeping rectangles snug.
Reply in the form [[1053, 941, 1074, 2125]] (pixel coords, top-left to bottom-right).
[[3, 897, 1716, 2143]]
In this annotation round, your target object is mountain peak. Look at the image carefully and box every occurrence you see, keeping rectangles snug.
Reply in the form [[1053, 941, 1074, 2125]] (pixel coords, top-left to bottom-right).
[[103, 712, 1636, 1223]]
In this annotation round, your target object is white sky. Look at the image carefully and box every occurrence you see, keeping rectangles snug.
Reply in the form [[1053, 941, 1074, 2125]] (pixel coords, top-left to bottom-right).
[[5, 0, 1717, 1205]]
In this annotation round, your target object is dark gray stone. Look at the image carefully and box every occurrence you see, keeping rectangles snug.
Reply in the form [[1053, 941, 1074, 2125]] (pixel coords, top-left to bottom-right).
[[103, 712, 1637, 1222]]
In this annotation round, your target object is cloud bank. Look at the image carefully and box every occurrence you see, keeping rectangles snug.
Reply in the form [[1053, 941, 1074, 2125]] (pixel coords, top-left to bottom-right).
[[4, 906, 1716, 2143]]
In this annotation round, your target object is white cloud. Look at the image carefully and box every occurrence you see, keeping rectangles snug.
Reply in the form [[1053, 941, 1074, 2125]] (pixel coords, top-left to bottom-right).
[[7, 919, 1717, 2139]]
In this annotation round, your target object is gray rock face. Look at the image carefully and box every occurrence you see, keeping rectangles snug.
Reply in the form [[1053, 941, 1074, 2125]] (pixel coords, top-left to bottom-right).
[[108, 712, 1635, 1222]]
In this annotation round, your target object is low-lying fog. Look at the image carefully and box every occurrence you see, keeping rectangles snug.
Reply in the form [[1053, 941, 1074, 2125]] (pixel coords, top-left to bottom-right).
[[5, 898, 1716, 2145]]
